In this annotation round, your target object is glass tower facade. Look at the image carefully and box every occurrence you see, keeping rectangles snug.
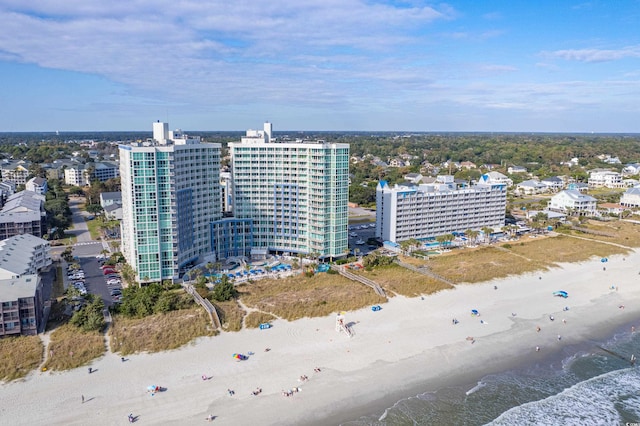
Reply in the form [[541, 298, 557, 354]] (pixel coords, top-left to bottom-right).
[[230, 126, 349, 259], [120, 127, 221, 283]]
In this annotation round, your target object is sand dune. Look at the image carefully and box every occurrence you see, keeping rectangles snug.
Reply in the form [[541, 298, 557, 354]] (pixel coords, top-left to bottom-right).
[[1, 252, 639, 425]]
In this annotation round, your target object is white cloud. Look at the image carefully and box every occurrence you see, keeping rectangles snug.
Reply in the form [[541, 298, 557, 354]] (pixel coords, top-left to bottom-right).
[[545, 46, 640, 62], [0, 1, 454, 109]]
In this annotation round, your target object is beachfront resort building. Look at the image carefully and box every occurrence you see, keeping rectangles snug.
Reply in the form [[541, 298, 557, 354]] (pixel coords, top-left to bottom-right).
[[229, 122, 349, 259], [119, 122, 222, 283], [376, 175, 507, 243], [548, 190, 597, 216], [0, 274, 43, 337]]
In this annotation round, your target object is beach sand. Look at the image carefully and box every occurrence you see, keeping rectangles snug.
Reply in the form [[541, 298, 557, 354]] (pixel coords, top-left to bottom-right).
[[2, 252, 639, 425]]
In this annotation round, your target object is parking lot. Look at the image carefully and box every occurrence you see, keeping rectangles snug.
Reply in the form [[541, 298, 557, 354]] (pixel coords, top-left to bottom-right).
[[66, 254, 122, 307], [348, 222, 379, 256]]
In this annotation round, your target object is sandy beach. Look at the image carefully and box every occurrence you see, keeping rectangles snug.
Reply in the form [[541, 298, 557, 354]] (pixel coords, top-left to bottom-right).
[[2, 251, 640, 425]]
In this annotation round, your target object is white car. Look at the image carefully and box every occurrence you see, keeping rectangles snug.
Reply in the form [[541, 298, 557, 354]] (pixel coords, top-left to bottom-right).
[[355, 240, 365, 245], [349, 232, 358, 237]]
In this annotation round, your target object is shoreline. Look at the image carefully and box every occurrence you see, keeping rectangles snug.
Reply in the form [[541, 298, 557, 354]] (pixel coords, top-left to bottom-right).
[[2, 252, 640, 425]]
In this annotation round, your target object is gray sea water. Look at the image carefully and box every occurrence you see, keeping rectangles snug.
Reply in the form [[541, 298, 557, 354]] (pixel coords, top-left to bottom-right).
[[342, 324, 640, 426]]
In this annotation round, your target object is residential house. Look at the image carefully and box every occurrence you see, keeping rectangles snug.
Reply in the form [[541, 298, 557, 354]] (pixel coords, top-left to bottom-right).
[[598, 203, 625, 215], [548, 190, 597, 216], [25, 177, 48, 195], [622, 163, 640, 176], [540, 176, 565, 192], [620, 187, 640, 208], [480, 171, 513, 187], [515, 180, 548, 195], [99, 192, 122, 209], [460, 161, 477, 170], [507, 165, 527, 174], [403, 173, 423, 184], [588, 169, 624, 188]]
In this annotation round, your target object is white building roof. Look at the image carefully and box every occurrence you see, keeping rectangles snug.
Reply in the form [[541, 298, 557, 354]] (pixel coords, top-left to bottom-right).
[[0, 274, 39, 301], [0, 234, 50, 277]]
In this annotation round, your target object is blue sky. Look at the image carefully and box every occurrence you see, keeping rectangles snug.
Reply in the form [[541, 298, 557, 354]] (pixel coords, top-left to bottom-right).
[[1, 1, 640, 132]]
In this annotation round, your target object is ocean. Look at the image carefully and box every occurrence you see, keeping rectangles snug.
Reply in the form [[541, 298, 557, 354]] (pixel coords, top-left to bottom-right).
[[342, 322, 640, 426]]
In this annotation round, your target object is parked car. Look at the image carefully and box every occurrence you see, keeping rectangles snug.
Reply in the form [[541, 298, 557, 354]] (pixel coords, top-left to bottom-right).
[[355, 240, 365, 245]]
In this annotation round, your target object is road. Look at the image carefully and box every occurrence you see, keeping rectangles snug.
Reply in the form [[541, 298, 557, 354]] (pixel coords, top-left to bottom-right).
[[52, 197, 116, 307]]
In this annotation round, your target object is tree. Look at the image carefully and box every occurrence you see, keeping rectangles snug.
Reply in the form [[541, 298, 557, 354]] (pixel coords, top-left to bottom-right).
[[211, 276, 237, 302], [70, 296, 106, 332], [86, 204, 103, 215], [481, 227, 493, 243]]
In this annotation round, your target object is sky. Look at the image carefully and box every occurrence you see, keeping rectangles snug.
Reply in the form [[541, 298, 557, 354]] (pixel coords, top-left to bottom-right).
[[1, 1, 640, 132]]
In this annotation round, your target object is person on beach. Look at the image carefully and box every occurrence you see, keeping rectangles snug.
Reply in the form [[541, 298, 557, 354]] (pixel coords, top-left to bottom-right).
[[549, 315, 554, 321], [536, 346, 540, 352], [81, 395, 85, 404], [88, 367, 92, 374], [536, 326, 541, 332], [557, 335, 561, 341]]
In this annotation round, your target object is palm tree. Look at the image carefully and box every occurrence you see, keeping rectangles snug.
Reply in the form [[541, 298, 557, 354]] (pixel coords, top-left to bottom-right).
[[481, 227, 493, 243], [465, 229, 480, 245]]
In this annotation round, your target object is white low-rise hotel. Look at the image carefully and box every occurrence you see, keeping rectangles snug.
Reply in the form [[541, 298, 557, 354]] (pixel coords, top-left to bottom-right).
[[376, 175, 507, 243]]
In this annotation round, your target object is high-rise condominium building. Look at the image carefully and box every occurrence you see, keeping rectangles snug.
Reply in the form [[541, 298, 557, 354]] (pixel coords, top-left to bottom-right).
[[376, 175, 507, 242], [119, 123, 221, 283], [229, 123, 349, 259]]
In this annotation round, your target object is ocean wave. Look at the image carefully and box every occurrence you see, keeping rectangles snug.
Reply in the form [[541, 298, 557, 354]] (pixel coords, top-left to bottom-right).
[[488, 367, 640, 425]]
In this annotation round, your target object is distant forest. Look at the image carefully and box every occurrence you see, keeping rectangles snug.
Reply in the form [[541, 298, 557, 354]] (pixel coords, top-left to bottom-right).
[[2, 131, 639, 208]]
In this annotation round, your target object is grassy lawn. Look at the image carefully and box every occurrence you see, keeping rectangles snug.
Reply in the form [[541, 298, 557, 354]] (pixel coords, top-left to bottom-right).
[[0, 335, 43, 381], [238, 273, 386, 321], [353, 264, 453, 297], [85, 217, 102, 240], [428, 246, 547, 284], [109, 308, 216, 355], [42, 324, 105, 371]]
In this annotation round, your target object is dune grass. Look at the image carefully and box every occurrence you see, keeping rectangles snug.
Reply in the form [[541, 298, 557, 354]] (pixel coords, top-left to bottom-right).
[[428, 246, 547, 284], [244, 311, 278, 329], [42, 324, 105, 371], [353, 264, 453, 296], [239, 273, 386, 321], [0, 335, 43, 381], [563, 220, 640, 248], [213, 300, 244, 332], [507, 234, 629, 265], [109, 308, 216, 355]]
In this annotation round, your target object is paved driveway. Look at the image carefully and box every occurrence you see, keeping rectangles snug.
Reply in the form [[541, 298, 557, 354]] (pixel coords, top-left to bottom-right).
[[67, 198, 92, 243]]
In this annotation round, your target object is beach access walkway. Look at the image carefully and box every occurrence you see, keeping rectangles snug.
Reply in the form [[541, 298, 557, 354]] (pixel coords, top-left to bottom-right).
[[393, 259, 455, 286], [331, 265, 387, 298], [182, 282, 221, 329]]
